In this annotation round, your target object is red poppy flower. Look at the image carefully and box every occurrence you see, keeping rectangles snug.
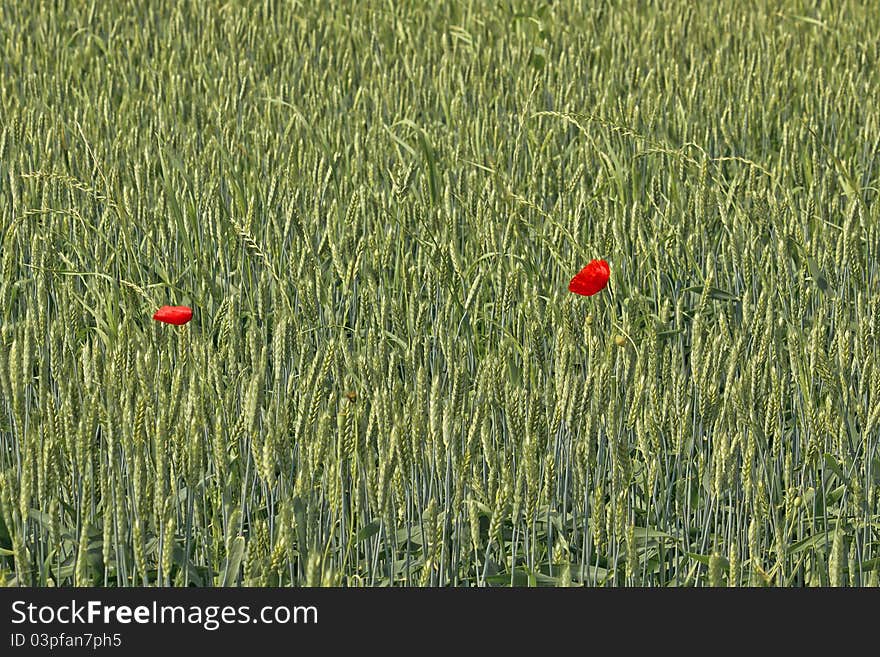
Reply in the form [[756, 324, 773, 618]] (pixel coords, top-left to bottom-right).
[[568, 259, 610, 296], [152, 305, 193, 325]]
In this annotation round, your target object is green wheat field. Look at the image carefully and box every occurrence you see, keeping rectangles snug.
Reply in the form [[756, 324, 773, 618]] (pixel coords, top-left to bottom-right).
[[1, 1, 879, 587]]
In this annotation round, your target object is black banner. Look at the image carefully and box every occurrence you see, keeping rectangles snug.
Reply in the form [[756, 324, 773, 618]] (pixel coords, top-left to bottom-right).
[[0, 587, 873, 652]]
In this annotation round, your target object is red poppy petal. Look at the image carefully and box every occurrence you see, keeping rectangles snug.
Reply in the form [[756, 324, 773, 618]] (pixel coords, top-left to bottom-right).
[[568, 273, 596, 296], [152, 305, 193, 325], [568, 259, 610, 297]]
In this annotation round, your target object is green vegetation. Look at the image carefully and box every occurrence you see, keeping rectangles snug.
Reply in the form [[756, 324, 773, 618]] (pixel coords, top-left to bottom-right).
[[1, 1, 879, 586]]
